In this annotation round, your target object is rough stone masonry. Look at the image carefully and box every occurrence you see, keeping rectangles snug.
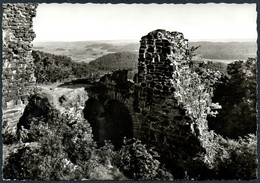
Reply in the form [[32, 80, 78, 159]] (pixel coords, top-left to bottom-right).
[[138, 29, 190, 92], [2, 3, 38, 109]]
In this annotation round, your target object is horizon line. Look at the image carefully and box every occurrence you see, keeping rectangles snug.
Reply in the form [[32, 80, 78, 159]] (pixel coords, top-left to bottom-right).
[[33, 38, 257, 43]]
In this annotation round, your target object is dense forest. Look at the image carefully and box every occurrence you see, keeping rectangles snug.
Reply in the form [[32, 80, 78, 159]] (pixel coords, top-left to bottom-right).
[[32, 49, 234, 85], [32, 50, 138, 83], [32, 50, 94, 83], [191, 58, 256, 140]]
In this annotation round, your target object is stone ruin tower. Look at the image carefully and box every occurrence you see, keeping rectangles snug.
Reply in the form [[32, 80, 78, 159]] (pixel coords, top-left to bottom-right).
[[137, 29, 190, 92]]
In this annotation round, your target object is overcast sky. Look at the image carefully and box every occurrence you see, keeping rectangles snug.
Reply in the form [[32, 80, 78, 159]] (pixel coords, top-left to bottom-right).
[[33, 3, 257, 42]]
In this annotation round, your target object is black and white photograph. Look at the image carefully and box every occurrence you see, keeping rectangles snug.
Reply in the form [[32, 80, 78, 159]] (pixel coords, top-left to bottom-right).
[[1, 1, 258, 181]]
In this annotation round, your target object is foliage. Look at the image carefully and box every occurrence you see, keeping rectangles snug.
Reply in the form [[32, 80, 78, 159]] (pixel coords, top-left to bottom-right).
[[3, 114, 85, 180], [117, 138, 173, 180], [212, 134, 257, 179], [4, 102, 96, 180], [2, 132, 17, 144], [191, 60, 228, 76], [169, 48, 221, 168], [88, 52, 138, 79], [32, 50, 138, 83], [32, 50, 94, 83], [169, 50, 221, 123], [86, 141, 126, 180], [208, 58, 257, 139], [2, 119, 18, 144], [3, 91, 172, 180], [188, 134, 257, 180], [169, 44, 256, 179]]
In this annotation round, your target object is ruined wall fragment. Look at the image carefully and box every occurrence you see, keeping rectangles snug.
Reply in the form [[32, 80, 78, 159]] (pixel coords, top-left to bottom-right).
[[2, 3, 38, 109], [138, 29, 189, 92]]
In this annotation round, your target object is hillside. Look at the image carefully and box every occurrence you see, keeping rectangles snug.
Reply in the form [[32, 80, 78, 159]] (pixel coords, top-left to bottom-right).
[[33, 41, 113, 62], [33, 41, 257, 63], [88, 52, 139, 80], [33, 41, 139, 62], [32, 50, 95, 83], [32, 50, 139, 83], [89, 52, 138, 70], [190, 42, 256, 60], [86, 43, 139, 52]]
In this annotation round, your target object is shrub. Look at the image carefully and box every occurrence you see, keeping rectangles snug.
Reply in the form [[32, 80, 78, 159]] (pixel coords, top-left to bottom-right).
[[213, 134, 257, 179], [169, 44, 256, 179], [4, 111, 171, 180], [4, 92, 171, 180], [86, 141, 126, 180], [4, 105, 95, 180], [117, 138, 173, 180], [3, 115, 84, 180], [208, 58, 256, 139], [2, 119, 17, 144]]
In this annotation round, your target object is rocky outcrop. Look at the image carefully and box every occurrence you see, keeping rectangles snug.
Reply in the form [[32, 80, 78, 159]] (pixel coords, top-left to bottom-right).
[[15, 86, 89, 142]]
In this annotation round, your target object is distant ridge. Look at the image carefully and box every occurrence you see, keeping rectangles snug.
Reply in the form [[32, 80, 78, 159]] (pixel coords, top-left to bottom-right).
[[190, 39, 256, 43], [33, 40, 256, 62]]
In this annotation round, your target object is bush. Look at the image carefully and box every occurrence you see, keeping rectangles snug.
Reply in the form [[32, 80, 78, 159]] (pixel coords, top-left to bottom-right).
[[2, 119, 17, 144], [169, 45, 256, 179], [208, 58, 257, 139], [86, 141, 126, 180], [4, 104, 95, 180], [4, 94, 172, 180], [213, 134, 257, 179], [117, 138, 173, 180], [3, 114, 85, 180]]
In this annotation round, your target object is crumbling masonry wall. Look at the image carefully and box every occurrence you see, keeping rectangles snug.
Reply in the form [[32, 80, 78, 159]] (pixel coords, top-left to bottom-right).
[[85, 30, 202, 178], [2, 3, 38, 109], [135, 30, 202, 177], [138, 29, 189, 92]]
